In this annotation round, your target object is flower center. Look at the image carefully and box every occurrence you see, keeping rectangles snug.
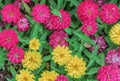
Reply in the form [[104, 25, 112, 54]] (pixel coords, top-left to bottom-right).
[[14, 53, 19, 58], [40, 12, 43, 16], [87, 26, 92, 30], [23, 77, 28, 81], [88, 10, 92, 14], [6, 37, 11, 42], [8, 12, 14, 17], [59, 17, 63, 22]]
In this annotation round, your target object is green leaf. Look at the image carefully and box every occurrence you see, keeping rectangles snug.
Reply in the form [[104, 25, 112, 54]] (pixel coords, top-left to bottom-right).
[[22, 1, 31, 14], [87, 59, 94, 68], [58, 0, 63, 9], [40, 0, 46, 4], [99, 53, 105, 66], [70, 0, 79, 6], [10, 66, 17, 78], [42, 55, 52, 61], [51, 9, 61, 17], [65, 28, 72, 35], [87, 67, 99, 75], [110, 0, 118, 3]]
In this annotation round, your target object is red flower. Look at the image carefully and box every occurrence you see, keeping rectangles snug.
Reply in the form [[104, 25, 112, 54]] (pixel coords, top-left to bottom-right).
[[0, 29, 19, 50], [99, 3, 120, 24], [77, 1, 98, 21], [45, 9, 71, 30]]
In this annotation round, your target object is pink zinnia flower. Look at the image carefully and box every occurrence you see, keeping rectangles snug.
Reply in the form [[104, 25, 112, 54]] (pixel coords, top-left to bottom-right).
[[106, 49, 120, 66], [77, 0, 98, 21], [99, 3, 120, 25], [1, 4, 21, 23], [97, 65, 120, 81], [89, 36, 107, 53], [45, 9, 71, 30], [13, 0, 21, 9], [7, 46, 24, 63], [0, 29, 19, 50], [49, 31, 68, 48], [81, 20, 98, 36], [55, 74, 68, 81], [31, 4, 51, 23], [17, 17, 29, 32]]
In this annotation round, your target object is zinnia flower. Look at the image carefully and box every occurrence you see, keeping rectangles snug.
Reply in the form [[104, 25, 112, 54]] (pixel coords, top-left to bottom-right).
[[99, 3, 120, 25], [1, 4, 21, 23], [109, 23, 120, 45], [17, 17, 29, 32], [31, 4, 51, 23], [16, 69, 35, 81], [55, 74, 68, 81], [38, 70, 59, 81], [45, 9, 71, 30], [29, 38, 40, 51], [77, 0, 98, 21], [23, 0, 30, 3], [52, 45, 72, 65], [97, 65, 120, 81], [7, 46, 24, 63], [89, 36, 107, 53], [93, 0, 105, 7], [0, 29, 19, 50], [13, 0, 21, 9], [65, 55, 86, 78], [22, 51, 42, 71], [49, 31, 68, 48], [81, 20, 98, 36], [106, 49, 120, 66]]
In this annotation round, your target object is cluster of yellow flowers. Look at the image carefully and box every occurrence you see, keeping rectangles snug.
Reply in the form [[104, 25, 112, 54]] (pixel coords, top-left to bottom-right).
[[52, 45, 87, 79]]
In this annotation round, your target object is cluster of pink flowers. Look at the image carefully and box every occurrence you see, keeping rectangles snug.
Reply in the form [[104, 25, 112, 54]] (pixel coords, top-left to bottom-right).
[[77, 0, 120, 36], [55, 74, 68, 81], [0, 29, 24, 63]]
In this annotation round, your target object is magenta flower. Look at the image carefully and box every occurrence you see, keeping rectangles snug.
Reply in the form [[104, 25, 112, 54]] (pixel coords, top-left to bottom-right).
[[106, 49, 120, 66], [0, 29, 19, 50], [17, 16, 29, 32], [13, 0, 21, 9], [81, 20, 98, 36], [89, 36, 107, 53], [77, 0, 98, 21], [55, 74, 68, 81], [49, 31, 68, 48], [23, 0, 30, 3], [99, 3, 120, 24], [97, 65, 120, 81], [31, 4, 51, 24], [7, 46, 24, 63], [45, 9, 71, 30], [1, 4, 21, 23]]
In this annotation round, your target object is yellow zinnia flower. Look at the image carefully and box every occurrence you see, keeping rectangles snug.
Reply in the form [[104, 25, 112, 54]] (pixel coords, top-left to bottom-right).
[[65, 55, 87, 79], [16, 69, 35, 81], [38, 70, 59, 81], [22, 51, 42, 71], [109, 23, 120, 45], [29, 38, 40, 51], [52, 45, 72, 65]]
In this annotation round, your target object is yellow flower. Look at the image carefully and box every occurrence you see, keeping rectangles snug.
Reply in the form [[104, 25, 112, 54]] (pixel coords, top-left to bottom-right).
[[29, 38, 40, 51], [65, 55, 86, 79], [22, 51, 42, 71], [109, 23, 120, 45], [16, 69, 35, 81], [52, 45, 72, 65], [38, 70, 59, 81]]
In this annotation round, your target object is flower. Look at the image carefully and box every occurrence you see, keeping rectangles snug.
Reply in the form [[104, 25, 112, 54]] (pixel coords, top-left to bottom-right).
[[97, 65, 120, 81], [109, 23, 120, 45], [16, 69, 35, 81], [106, 49, 120, 66], [49, 31, 68, 48], [65, 55, 86, 78], [1, 4, 21, 23], [22, 51, 42, 71], [0, 29, 19, 50], [17, 17, 29, 32], [81, 20, 98, 36], [77, 0, 98, 21], [92, 0, 105, 7], [45, 9, 71, 30], [89, 36, 107, 53], [29, 38, 40, 51], [31, 4, 51, 23], [52, 45, 72, 65], [7, 46, 24, 63], [99, 3, 120, 25], [13, 0, 21, 9], [38, 70, 59, 81], [55, 74, 68, 81]]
